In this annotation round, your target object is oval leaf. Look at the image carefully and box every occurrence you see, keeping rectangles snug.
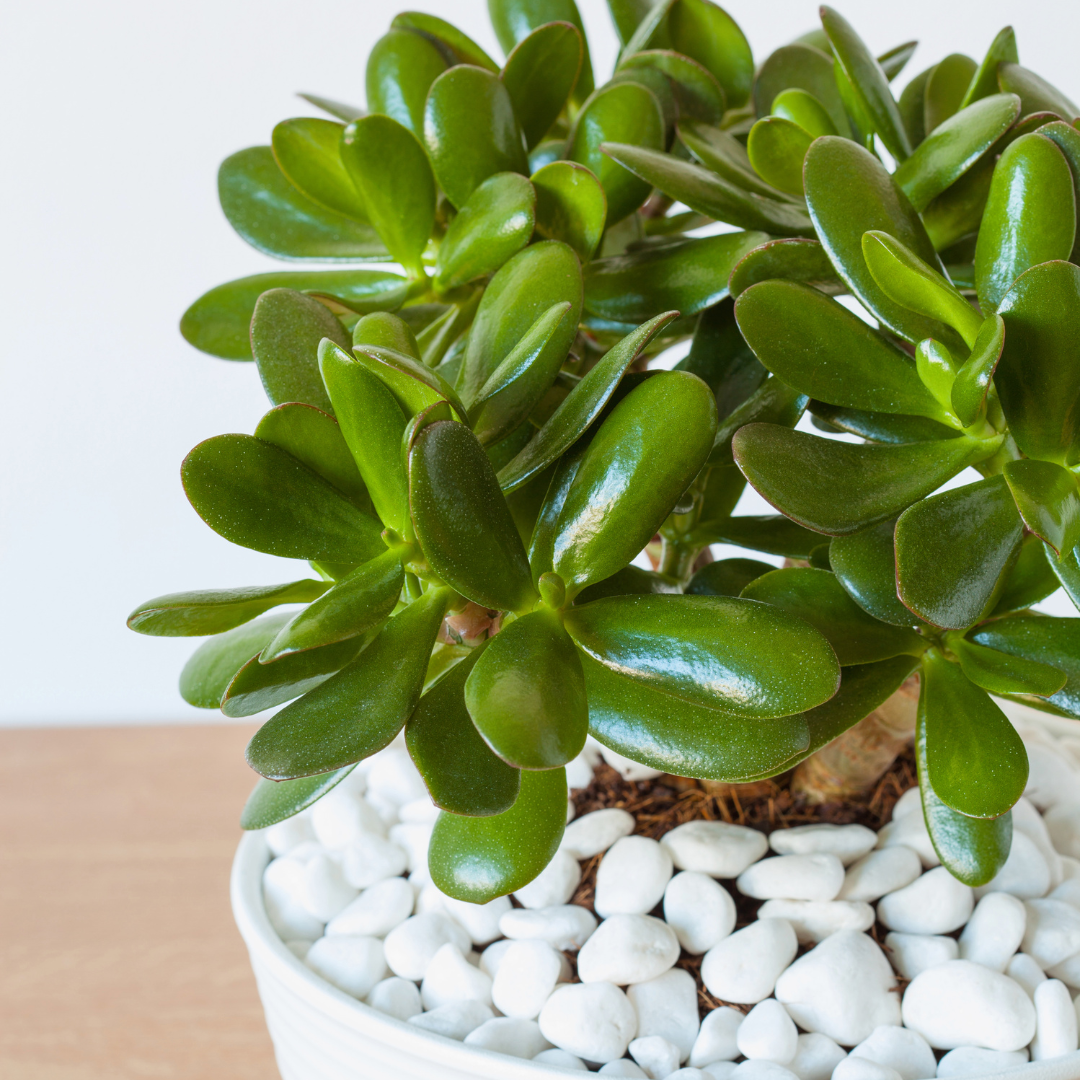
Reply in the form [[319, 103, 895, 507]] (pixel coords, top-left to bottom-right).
[[685, 558, 774, 598], [531, 161, 607, 261], [500, 21, 583, 149], [240, 767, 356, 830], [829, 518, 915, 626], [1003, 459, 1080, 557], [753, 42, 849, 135], [746, 117, 813, 196], [179, 613, 292, 708], [951, 636, 1066, 698], [667, 0, 753, 109], [951, 314, 1004, 428], [391, 12, 500, 70], [271, 118, 369, 220], [728, 238, 841, 298], [365, 28, 448, 137]]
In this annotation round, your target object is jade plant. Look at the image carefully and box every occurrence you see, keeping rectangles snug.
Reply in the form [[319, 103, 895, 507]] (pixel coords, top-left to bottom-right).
[[130, 0, 1080, 898]]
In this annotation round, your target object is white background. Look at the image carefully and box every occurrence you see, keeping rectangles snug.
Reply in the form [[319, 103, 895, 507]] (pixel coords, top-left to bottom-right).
[[1, 0, 1076, 725]]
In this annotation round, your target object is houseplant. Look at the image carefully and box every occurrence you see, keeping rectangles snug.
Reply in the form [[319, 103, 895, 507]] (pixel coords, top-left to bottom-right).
[[131, 0, 1080, 1073]]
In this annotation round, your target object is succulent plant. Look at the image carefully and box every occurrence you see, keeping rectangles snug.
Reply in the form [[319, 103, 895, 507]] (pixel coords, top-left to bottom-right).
[[131, 0, 1080, 898]]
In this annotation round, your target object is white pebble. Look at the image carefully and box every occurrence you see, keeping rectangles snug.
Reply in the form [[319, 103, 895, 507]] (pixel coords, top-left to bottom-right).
[[891, 789, 922, 819], [414, 881, 451, 916], [340, 833, 409, 888], [388, 822, 433, 875], [398, 796, 439, 823], [974, 831, 1051, 900], [1049, 874, 1080, 910], [1030, 978, 1079, 1059], [565, 752, 595, 791], [849, 1025, 937, 1080], [788, 1033, 846, 1080], [1013, 796, 1064, 890], [599, 1062, 648, 1078], [514, 849, 581, 908], [492, 939, 563, 1019], [1023, 898, 1080, 966], [264, 814, 315, 856], [662, 821, 769, 878], [596, 743, 664, 781], [304, 935, 386, 998], [775, 931, 901, 1046], [578, 914, 680, 985], [668, 1071, 712, 1080], [441, 894, 510, 945], [690, 1007, 743, 1067], [325, 876, 413, 938], [540, 981, 639, 1063], [263, 857, 325, 940], [737, 855, 845, 902], [499, 904, 598, 950], [464, 1016, 552, 1058], [957, 892, 1026, 972], [838, 847, 922, 903], [1046, 952, 1080, 987], [737, 1000, 797, 1065], [562, 808, 636, 859], [702, 1065, 738, 1080], [664, 872, 736, 953], [875, 813, 939, 869], [367, 747, 428, 807], [757, 900, 875, 944], [770, 824, 877, 866], [627, 967, 701, 1062], [730, 1062, 800, 1080], [534, 1047, 589, 1071], [300, 853, 359, 921], [311, 787, 386, 846], [420, 942, 493, 1009], [408, 999, 494, 1040], [383, 912, 470, 980], [284, 939, 311, 960], [935, 1047, 1029, 1078], [701, 919, 798, 1005], [630, 1034, 681, 1079], [478, 938, 512, 979], [365, 976, 422, 1020], [883, 933, 959, 980], [900, 960, 1036, 1050], [1006, 951, 1047, 998], [595, 836, 674, 917], [832, 1058, 902, 1080], [1024, 741, 1079, 811], [877, 868, 973, 935]]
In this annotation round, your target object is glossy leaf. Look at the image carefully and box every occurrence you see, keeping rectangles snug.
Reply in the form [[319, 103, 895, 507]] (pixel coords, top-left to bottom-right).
[[569, 83, 665, 225], [365, 29, 448, 137], [489, 0, 594, 101], [678, 120, 801, 202], [742, 568, 924, 665], [390, 12, 499, 71], [271, 118, 369, 221], [1004, 459, 1080, 557], [735, 280, 947, 420], [1038, 121, 1080, 261], [622, 50, 727, 125], [240, 767, 356, 830], [616, 0, 675, 62], [952, 636, 1066, 698], [129, 579, 329, 638], [666, 0, 753, 109], [566, 593, 840, 718], [409, 420, 536, 612], [753, 43, 849, 135], [297, 94, 364, 123], [531, 161, 607, 261], [896, 475, 1024, 629], [182, 434, 384, 563], [879, 41, 917, 82], [951, 314, 1004, 427], [899, 66, 931, 148], [830, 519, 915, 626], [434, 172, 536, 293], [960, 26, 1018, 109], [246, 587, 449, 779], [746, 118, 812, 196], [922, 153, 995, 252], [975, 135, 1077, 313], [353, 344, 467, 423], [583, 231, 768, 324], [353, 312, 421, 358], [425, 66, 528, 209], [728, 239, 841, 298], [690, 513, 823, 559], [920, 647, 1028, 819], [552, 372, 718, 593], [500, 21, 583, 149], [180, 270, 408, 361], [710, 376, 807, 467], [733, 423, 1000, 535], [685, 558, 773, 598], [406, 644, 521, 816], [428, 766, 566, 902], [998, 63, 1080, 122], [771, 88, 839, 138], [996, 261, 1080, 463], [498, 312, 678, 492], [606, 0, 654, 44], [341, 116, 435, 276], [923, 53, 978, 133], [809, 403, 959, 446], [993, 536, 1060, 615], [1050, 545, 1080, 617]]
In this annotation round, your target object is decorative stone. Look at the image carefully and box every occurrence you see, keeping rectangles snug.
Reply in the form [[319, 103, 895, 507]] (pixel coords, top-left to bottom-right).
[[463, 1017, 552, 1058], [1046, 952, 1080, 988], [263, 857, 325, 941], [564, 752, 595, 792], [774, 931, 901, 1045], [701, 918, 798, 1005], [499, 904, 598, 950], [513, 849, 581, 909], [1024, 741, 1079, 811], [340, 834, 409, 889], [598, 1061, 648, 1078], [478, 938, 513, 979], [664, 871, 737, 954], [736, 855, 845, 902], [441, 894, 510, 945], [729, 1062, 800, 1080], [883, 932, 958, 980], [366, 747, 428, 808], [577, 914, 680, 985], [875, 813, 939, 869], [957, 892, 1026, 972], [264, 813, 315, 856], [627, 967, 701, 1063], [877, 868, 973, 935], [787, 1033, 845, 1080], [689, 1007, 744, 1067], [388, 822, 433, 876], [769, 824, 877, 866], [491, 939, 563, 1020], [539, 981, 639, 1064], [831, 1058, 902, 1080], [1049, 875, 1080, 910], [408, 999, 494, 1039], [838, 847, 922, 903], [701, 1065, 738, 1080], [1030, 978, 1079, 1060], [848, 1025, 937, 1080], [1013, 797, 1063, 891], [1022, 898, 1080, 966], [325, 876, 413, 938], [284, 939, 311, 959], [595, 836, 674, 918], [1006, 952, 1047, 998], [935, 1048, 1030, 1079], [900, 960, 1036, 1050], [667, 1071, 712, 1080], [974, 831, 1051, 901], [736, 1000, 798, 1065], [299, 853, 359, 922], [756, 900, 875, 944], [383, 912, 471, 981], [629, 1034, 681, 1079], [533, 1047, 589, 1071], [304, 935, 386, 998], [661, 821, 770, 878], [561, 808, 636, 859], [310, 787, 386, 847], [596, 743, 664, 781], [365, 976, 422, 1021], [891, 789, 923, 819], [420, 942, 493, 1009]]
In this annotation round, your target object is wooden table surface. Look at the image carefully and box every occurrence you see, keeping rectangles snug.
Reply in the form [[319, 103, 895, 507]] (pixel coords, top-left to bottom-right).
[[0, 723, 280, 1080]]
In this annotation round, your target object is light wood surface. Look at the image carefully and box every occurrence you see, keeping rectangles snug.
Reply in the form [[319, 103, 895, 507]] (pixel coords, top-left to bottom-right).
[[0, 723, 279, 1080]]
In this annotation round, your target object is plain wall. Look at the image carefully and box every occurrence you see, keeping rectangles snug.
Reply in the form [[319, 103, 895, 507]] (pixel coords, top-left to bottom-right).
[[1, 0, 1076, 724]]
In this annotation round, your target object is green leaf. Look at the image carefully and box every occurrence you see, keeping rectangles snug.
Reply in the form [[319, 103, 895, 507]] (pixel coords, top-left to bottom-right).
[[465, 609, 587, 769], [498, 312, 678, 493], [424, 66, 529, 209], [745, 118, 812, 196], [566, 593, 840, 718], [960, 26, 1019, 109], [951, 314, 1004, 428], [622, 50, 727, 125], [735, 280, 947, 420], [922, 153, 995, 252], [951, 636, 1066, 698], [240, 767, 356, 830], [993, 536, 1060, 615], [583, 231, 769, 324], [830, 519, 915, 627], [406, 644, 521, 816], [920, 648, 1028, 819], [996, 261, 1080, 463], [678, 120, 801, 202], [261, 549, 405, 662], [460, 240, 583, 408], [531, 161, 607, 261], [297, 94, 364, 123], [428, 766, 566, 902], [998, 63, 1080, 122], [569, 83, 665, 225], [319, 341, 409, 533], [895, 475, 1024, 629], [616, 0, 675, 62], [246, 587, 449, 779], [728, 239, 841, 299], [500, 21, 583, 149], [667, 0, 753, 109], [271, 118, 369, 221], [391, 12, 500, 71], [577, 565, 680, 603], [605, 0, 654, 45], [709, 376, 807, 467], [753, 43, 849, 135], [341, 116, 435, 277], [552, 372, 718, 593], [527, 447, 584, 585], [771, 88, 839, 138], [179, 613, 291, 708], [602, 142, 815, 236], [742, 567, 924, 665], [689, 513, 822, 559], [1004, 459, 1080, 557], [181, 434, 384, 563], [365, 29, 448, 137], [353, 343, 467, 423], [249, 289, 348, 413], [732, 423, 1000, 535], [433, 173, 535, 294], [409, 420, 536, 612], [218, 147, 386, 261], [923, 53, 978, 133], [180, 270, 408, 361], [129, 580, 329, 638], [353, 312, 421, 359], [809, 403, 959, 446], [899, 66, 931, 148], [685, 558, 773, 598], [878, 41, 918, 83]]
